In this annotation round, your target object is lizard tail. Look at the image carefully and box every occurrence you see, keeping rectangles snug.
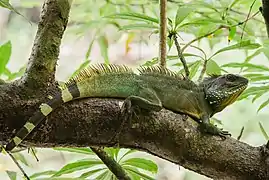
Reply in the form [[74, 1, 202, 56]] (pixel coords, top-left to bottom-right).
[[5, 84, 81, 152]]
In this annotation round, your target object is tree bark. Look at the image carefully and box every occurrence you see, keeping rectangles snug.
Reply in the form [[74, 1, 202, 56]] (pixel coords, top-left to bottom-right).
[[0, 0, 268, 180]]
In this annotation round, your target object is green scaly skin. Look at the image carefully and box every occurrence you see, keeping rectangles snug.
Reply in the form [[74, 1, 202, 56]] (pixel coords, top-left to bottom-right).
[[5, 64, 248, 152]]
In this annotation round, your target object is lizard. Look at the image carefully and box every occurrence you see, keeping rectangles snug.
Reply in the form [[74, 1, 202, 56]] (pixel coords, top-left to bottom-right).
[[4, 63, 248, 152]]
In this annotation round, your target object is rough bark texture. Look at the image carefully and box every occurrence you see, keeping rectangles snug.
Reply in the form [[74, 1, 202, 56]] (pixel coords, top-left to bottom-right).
[[0, 0, 268, 180], [262, 0, 269, 37], [0, 83, 268, 180]]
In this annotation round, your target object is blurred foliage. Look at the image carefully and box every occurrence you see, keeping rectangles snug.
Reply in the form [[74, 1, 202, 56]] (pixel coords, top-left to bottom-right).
[[27, 148, 157, 179], [1, 0, 269, 179]]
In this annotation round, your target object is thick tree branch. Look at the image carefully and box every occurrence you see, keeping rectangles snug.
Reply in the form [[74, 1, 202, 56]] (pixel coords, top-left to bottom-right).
[[20, 0, 70, 89], [262, 0, 269, 37], [0, 84, 268, 180]]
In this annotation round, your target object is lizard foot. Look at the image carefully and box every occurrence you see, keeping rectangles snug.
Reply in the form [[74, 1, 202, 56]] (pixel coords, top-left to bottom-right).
[[200, 123, 231, 139]]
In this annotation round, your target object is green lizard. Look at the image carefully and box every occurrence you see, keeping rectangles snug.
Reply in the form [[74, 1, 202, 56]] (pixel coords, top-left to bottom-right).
[[5, 64, 248, 152]]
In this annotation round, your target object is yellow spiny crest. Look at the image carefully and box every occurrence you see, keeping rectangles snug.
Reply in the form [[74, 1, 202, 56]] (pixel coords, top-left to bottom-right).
[[61, 64, 133, 89], [138, 65, 183, 80]]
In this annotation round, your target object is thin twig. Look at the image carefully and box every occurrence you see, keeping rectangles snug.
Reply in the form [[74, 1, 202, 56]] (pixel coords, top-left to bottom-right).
[[90, 147, 131, 180], [6, 151, 30, 180], [240, 0, 257, 40], [181, 25, 228, 53], [173, 34, 189, 78], [237, 126, 245, 141], [159, 0, 167, 68], [198, 59, 208, 82]]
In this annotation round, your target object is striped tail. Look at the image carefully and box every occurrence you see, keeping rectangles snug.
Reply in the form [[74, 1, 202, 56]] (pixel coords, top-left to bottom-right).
[[5, 85, 81, 152]]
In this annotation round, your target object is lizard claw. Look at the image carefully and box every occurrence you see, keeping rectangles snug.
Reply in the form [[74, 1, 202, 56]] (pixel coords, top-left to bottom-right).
[[200, 123, 231, 139]]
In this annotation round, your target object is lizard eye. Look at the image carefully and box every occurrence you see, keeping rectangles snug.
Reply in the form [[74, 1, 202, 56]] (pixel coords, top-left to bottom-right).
[[226, 74, 236, 82]]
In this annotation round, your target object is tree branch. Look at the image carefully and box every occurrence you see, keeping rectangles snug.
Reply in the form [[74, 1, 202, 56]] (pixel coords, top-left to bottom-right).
[[90, 147, 131, 180], [0, 86, 267, 180], [261, 0, 269, 37], [20, 0, 71, 89], [159, 0, 167, 67], [173, 34, 189, 78]]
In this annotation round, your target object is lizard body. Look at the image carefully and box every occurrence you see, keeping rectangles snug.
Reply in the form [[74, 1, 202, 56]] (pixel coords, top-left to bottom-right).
[[5, 64, 248, 151]]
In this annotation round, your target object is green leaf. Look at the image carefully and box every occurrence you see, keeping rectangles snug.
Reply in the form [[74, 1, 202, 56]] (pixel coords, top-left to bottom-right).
[[238, 85, 269, 100], [118, 149, 137, 162], [244, 49, 262, 63], [54, 147, 94, 155], [252, 92, 266, 103], [124, 166, 155, 180], [228, 26, 236, 42], [229, 0, 242, 8], [222, 63, 269, 72], [167, 37, 174, 51], [206, 59, 221, 75], [98, 35, 109, 64], [122, 158, 158, 173], [4, 66, 26, 81], [175, 6, 193, 28], [95, 170, 111, 180], [70, 61, 91, 78], [189, 60, 201, 79], [105, 13, 159, 24], [79, 168, 107, 178], [52, 159, 104, 177], [259, 122, 269, 140], [0, 41, 12, 75], [85, 38, 95, 60], [120, 24, 158, 31], [104, 147, 120, 159], [6, 171, 17, 180], [30, 170, 57, 179], [211, 41, 261, 58], [257, 99, 269, 113], [12, 152, 29, 166]]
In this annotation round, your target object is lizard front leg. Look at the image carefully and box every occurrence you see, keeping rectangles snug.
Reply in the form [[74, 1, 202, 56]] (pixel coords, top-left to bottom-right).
[[200, 116, 231, 139]]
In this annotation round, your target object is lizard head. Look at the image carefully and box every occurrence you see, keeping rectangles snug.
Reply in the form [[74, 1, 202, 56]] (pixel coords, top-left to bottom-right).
[[201, 74, 248, 114]]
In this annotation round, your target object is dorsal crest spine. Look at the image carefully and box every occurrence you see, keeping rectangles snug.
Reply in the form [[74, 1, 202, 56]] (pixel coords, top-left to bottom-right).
[[138, 65, 183, 80], [61, 64, 133, 89]]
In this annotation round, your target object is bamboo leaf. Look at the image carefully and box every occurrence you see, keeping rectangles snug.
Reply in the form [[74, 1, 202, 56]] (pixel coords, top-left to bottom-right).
[[124, 166, 155, 180], [105, 12, 159, 24], [6, 171, 17, 180], [211, 41, 261, 58], [79, 168, 107, 178], [206, 59, 221, 75], [0, 41, 12, 75], [54, 147, 94, 155], [30, 170, 57, 179], [259, 122, 269, 140], [120, 24, 158, 31], [52, 159, 104, 177], [222, 63, 269, 72], [189, 60, 201, 79], [175, 6, 193, 28], [257, 99, 269, 113], [98, 35, 109, 64], [70, 61, 91, 78], [228, 26, 236, 42], [122, 158, 158, 173]]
